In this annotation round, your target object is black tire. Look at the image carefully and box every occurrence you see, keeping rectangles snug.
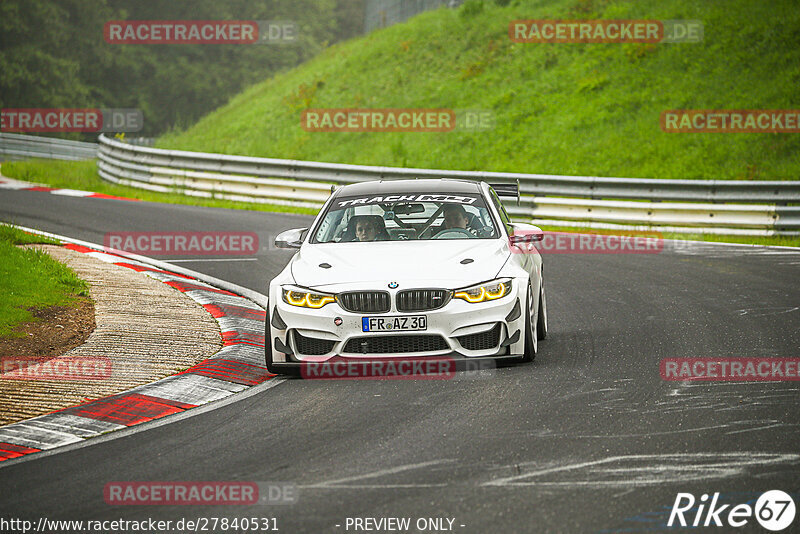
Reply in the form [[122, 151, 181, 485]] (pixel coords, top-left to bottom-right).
[[265, 318, 277, 372], [265, 318, 302, 377], [537, 279, 548, 341], [266, 349, 300, 377], [521, 280, 538, 362]]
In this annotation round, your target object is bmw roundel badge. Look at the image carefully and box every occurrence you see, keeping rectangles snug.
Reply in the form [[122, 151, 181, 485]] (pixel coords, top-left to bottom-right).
[[388, 281, 399, 289]]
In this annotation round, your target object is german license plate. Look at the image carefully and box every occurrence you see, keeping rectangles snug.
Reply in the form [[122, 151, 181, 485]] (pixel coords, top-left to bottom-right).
[[362, 315, 427, 332]]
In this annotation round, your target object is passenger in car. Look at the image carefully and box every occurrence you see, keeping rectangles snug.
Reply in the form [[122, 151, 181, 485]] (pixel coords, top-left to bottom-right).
[[442, 204, 470, 230]]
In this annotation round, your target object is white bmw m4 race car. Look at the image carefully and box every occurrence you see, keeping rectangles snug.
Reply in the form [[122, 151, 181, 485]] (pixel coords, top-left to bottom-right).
[[266, 179, 547, 376]]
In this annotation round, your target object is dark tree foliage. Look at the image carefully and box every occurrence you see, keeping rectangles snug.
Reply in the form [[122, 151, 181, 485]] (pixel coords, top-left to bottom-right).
[[0, 0, 365, 138]]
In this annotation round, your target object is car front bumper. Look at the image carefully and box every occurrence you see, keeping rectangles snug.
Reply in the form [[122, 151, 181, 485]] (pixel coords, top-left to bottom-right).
[[268, 280, 528, 366]]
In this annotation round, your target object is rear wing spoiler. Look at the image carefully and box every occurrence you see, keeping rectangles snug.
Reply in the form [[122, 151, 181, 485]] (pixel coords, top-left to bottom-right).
[[488, 180, 520, 205]]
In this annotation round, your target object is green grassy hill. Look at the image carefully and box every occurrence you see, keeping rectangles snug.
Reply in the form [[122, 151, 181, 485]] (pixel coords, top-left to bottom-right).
[[158, 0, 800, 180]]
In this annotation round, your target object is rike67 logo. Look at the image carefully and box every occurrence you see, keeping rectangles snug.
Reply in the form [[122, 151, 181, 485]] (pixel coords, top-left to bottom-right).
[[669, 490, 796, 531]]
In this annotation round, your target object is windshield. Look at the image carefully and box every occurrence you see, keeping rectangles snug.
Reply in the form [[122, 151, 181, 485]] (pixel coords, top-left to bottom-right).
[[311, 192, 499, 243]]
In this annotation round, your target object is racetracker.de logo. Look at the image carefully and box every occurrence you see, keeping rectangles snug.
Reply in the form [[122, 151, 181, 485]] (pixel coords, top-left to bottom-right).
[[301, 109, 457, 132], [300, 357, 469, 380], [1, 356, 112, 381], [103, 482, 297, 505], [661, 358, 800, 382], [103, 20, 297, 44], [1, 108, 143, 133], [104, 232, 258, 256], [510, 231, 664, 254], [661, 110, 800, 133], [509, 20, 703, 43]]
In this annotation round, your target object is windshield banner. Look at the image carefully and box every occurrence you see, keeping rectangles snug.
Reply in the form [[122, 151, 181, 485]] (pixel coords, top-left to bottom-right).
[[335, 194, 479, 208]]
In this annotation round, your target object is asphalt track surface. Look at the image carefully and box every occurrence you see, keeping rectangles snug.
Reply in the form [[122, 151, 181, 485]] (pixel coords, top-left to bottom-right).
[[1, 190, 799, 533]]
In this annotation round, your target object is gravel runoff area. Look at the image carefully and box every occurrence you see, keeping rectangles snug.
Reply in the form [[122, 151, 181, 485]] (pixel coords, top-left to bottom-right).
[[0, 245, 222, 426]]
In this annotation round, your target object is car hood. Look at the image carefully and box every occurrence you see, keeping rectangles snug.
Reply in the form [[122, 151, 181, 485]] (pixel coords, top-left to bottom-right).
[[291, 239, 509, 291]]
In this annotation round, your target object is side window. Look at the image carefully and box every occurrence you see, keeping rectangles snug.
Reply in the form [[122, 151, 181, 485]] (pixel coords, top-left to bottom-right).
[[489, 188, 513, 235]]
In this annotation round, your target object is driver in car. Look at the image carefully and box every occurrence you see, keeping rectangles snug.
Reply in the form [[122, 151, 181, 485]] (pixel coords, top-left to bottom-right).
[[356, 218, 380, 242]]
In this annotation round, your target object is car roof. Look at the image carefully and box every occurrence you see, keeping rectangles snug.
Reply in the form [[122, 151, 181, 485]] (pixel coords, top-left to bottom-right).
[[334, 179, 483, 197]]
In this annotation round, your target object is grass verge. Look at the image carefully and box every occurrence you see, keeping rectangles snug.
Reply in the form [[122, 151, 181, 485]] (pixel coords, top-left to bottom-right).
[[158, 0, 800, 181], [0, 224, 91, 338]]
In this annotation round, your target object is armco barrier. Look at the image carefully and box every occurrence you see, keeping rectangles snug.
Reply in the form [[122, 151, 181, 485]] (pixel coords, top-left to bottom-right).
[[3, 133, 799, 235], [95, 135, 800, 203], [0, 133, 97, 161], [96, 135, 799, 235]]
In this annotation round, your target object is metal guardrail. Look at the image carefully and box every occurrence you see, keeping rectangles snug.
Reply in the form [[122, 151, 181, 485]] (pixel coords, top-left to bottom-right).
[[96, 135, 799, 235], [97, 135, 800, 203], [508, 198, 791, 234], [2, 133, 797, 235], [0, 132, 98, 161]]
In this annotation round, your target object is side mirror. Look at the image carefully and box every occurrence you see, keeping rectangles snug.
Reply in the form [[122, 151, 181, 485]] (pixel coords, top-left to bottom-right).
[[275, 228, 308, 249], [509, 224, 544, 244], [510, 233, 543, 245]]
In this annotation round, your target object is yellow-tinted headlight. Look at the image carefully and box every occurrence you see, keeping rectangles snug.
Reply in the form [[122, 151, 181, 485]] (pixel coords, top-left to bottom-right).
[[453, 280, 512, 303], [282, 288, 336, 308]]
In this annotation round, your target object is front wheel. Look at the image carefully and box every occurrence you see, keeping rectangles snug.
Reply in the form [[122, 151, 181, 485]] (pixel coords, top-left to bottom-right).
[[521, 280, 538, 362], [265, 318, 300, 377], [265, 319, 280, 373], [537, 278, 547, 341]]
